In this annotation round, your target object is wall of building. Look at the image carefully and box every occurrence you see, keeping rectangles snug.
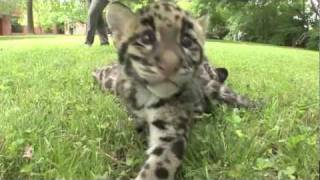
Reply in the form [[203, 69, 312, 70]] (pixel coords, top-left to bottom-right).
[[0, 14, 87, 36], [0, 18, 2, 35], [0, 15, 12, 35], [65, 23, 87, 35], [22, 26, 44, 34]]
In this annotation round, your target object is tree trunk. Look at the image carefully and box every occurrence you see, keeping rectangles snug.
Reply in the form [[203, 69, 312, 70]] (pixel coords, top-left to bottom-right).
[[27, 0, 34, 34], [302, 0, 308, 30], [311, 0, 320, 16]]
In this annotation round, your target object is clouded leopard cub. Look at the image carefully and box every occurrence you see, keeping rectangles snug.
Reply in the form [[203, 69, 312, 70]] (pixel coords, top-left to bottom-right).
[[96, 2, 255, 180]]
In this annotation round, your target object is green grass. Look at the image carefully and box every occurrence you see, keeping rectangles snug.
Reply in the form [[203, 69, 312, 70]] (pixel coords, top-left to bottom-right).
[[0, 35, 318, 180]]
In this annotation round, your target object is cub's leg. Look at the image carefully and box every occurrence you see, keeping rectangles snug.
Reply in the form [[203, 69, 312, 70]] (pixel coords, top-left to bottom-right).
[[135, 111, 189, 180], [92, 63, 119, 93], [199, 62, 255, 108], [205, 79, 255, 108]]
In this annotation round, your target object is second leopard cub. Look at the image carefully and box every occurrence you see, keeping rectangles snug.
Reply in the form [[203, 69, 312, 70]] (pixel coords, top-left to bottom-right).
[[101, 2, 255, 180]]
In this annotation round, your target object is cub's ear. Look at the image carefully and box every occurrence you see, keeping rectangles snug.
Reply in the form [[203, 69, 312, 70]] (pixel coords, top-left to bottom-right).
[[216, 67, 228, 83], [106, 2, 138, 49], [197, 14, 209, 34]]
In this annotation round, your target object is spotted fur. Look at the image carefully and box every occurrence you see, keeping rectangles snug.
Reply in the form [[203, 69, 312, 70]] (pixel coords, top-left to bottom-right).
[[94, 2, 255, 180], [93, 60, 251, 109]]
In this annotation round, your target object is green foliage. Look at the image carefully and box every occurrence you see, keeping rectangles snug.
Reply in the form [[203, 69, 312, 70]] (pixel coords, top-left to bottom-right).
[[306, 26, 319, 50], [32, 0, 87, 29], [0, 35, 318, 179], [2, 0, 317, 49], [0, 0, 23, 14], [177, 0, 193, 11], [0, 0, 87, 30], [190, 0, 318, 49]]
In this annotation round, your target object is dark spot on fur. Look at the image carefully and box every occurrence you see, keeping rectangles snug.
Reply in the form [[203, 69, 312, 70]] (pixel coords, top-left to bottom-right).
[[119, 42, 129, 64], [155, 13, 163, 20], [209, 81, 221, 98], [124, 59, 134, 76], [162, 2, 170, 6], [98, 70, 103, 81], [155, 56, 160, 62], [148, 99, 168, 108], [179, 116, 188, 123], [119, 33, 141, 64], [163, 4, 171, 11], [139, 6, 150, 15], [135, 123, 147, 134], [211, 91, 219, 98], [175, 15, 180, 20], [154, 4, 160, 9], [160, 136, 175, 142], [157, 161, 163, 166], [182, 18, 194, 30], [193, 107, 203, 114], [144, 163, 150, 169], [115, 79, 124, 95], [152, 147, 164, 156], [152, 120, 167, 130], [177, 123, 187, 131], [141, 16, 155, 30], [145, 6, 150, 12], [175, 6, 182, 11], [171, 139, 185, 160], [128, 54, 151, 66], [155, 167, 169, 179], [164, 158, 171, 164], [139, 9, 145, 15], [133, 41, 145, 48], [128, 88, 144, 110], [104, 80, 113, 89]]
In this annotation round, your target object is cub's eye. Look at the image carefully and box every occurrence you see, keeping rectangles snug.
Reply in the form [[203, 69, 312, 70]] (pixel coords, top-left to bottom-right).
[[140, 30, 156, 45], [181, 35, 193, 48]]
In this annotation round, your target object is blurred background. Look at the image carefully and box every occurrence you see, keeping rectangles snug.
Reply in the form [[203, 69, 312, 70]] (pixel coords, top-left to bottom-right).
[[0, 1, 318, 180], [0, 0, 319, 50]]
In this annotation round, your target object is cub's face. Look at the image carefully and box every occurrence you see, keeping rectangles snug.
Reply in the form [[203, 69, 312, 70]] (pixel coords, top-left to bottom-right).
[[107, 2, 208, 98]]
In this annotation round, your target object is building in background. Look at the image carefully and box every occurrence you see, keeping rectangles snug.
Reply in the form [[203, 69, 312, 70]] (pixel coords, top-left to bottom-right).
[[0, 12, 43, 35], [0, 14, 11, 35], [0, 12, 82, 36], [64, 22, 87, 35]]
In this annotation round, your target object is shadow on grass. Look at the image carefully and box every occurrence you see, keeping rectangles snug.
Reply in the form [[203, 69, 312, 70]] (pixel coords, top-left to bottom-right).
[[0, 35, 57, 40], [206, 38, 317, 52]]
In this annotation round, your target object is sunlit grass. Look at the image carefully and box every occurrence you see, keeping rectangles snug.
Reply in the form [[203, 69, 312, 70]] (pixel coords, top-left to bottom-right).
[[0, 35, 318, 180]]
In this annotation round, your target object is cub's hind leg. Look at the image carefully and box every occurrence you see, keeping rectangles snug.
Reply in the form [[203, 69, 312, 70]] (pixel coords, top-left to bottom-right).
[[205, 79, 255, 108], [92, 63, 119, 93]]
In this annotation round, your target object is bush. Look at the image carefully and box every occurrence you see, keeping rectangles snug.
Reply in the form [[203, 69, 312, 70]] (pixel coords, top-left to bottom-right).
[[207, 26, 230, 39], [306, 28, 319, 50]]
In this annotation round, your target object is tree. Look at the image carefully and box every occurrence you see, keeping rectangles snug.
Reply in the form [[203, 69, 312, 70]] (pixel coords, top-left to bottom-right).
[[189, 0, 318, 49], [27, 0, 34, 34], [30, 0, 87, 32], [310, 0, 319, 16], [0, 0, 23, 14]]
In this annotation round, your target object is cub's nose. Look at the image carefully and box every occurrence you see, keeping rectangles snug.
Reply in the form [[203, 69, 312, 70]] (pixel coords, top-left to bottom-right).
[[158, 50, 180, 76]]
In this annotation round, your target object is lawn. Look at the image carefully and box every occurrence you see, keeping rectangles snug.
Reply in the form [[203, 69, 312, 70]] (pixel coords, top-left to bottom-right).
[[0, 35, 318, 180]]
